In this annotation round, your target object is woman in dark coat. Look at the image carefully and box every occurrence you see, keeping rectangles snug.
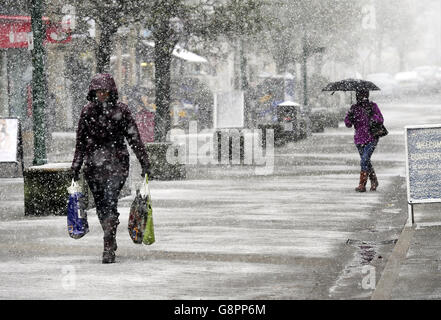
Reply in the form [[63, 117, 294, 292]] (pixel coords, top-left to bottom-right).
[[344, 90, 384, 192], [71, 73, 151, 263]]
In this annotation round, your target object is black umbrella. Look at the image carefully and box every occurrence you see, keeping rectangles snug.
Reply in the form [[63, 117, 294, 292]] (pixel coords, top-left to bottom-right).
[[322, 78, 381, 92]]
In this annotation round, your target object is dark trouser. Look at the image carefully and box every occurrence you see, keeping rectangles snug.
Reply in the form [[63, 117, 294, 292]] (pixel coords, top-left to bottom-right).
[[86, 175, 126, 222], [86, 175, 127, 254], [356, 140, 378, 172]]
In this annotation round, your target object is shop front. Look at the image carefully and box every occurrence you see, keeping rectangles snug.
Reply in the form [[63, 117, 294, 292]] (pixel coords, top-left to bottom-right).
[[0, 14, 73, 160]]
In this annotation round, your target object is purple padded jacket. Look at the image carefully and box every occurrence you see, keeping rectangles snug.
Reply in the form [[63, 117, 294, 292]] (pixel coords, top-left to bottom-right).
[[71, 73, 150, 180], [344, 101, 384, 145]]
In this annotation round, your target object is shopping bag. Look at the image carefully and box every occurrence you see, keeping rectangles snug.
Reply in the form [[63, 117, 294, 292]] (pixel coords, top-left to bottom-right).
[[142, 192, 155, 245], [128, 190, 148, 244], [140, 174, 155, 245], [142, 208, 155, 245], [128, 174, 155, 245], [368, 103, 388, 139], [67, 180, 89, 239], [369, 121, 388, 139]]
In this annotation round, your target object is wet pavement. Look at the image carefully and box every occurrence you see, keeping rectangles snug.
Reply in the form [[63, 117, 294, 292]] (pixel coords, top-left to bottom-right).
[[0, 99, 440, 299]]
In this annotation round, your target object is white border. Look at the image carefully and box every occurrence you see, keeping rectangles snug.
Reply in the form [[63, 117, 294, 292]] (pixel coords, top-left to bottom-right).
[[404, 123, 441, 204]]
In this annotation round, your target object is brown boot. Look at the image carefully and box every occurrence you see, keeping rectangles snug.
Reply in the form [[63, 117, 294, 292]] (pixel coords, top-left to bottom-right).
[[101, 218, 119, 264], [355, 171, 369, 192], [369, 170, 379, 191]]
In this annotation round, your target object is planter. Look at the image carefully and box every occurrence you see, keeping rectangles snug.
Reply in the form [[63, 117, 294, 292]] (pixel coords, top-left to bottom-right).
[[23, 162, 131, 216], [146, 142, 186, 180], [23, 163, 74, 216]]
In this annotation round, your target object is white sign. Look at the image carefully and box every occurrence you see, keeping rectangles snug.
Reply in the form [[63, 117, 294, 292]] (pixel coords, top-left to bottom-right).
[[62, 5, 76, 30], [0, 118, 19, 162], [405, 124, 441, 203], [87, 19, 96, 38], [27, 32, 33, 51], [361, 5, 376, 30], [215, 91, 244, 128]]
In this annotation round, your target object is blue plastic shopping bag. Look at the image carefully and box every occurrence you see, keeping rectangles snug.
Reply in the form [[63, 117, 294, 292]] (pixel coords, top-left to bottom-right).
[[67, 180, 89, 239]]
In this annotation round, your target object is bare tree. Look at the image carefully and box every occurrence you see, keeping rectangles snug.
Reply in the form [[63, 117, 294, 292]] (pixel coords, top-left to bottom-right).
[[259, 0, 362, 73], [71, 0, 264, 141], [71, 0, 149, 72]]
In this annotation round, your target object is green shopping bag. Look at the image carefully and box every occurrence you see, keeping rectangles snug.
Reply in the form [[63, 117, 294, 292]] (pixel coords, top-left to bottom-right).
[[141, 174, 155, 245], [143, 204, 155, 245]]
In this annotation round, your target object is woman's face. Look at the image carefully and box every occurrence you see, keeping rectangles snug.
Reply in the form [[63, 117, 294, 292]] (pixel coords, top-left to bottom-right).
[[356, 90, 369, 103], [96, 89, 110, 102]]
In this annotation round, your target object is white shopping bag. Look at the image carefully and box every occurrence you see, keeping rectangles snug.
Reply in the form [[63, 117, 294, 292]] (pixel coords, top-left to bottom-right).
[[67, 179, 81, 195], [139, 174, 151, 199]]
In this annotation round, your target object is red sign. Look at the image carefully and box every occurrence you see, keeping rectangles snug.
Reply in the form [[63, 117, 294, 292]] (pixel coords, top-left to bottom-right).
[[0, 15, 71, 49]]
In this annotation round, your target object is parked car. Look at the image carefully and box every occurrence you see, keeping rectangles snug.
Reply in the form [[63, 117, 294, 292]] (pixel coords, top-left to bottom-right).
[[366, 73, 398, 96], [394, 71, 424, 95], [413, 66, 439, 92]]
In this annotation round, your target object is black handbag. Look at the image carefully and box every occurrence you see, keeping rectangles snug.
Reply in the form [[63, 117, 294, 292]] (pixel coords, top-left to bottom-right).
[[369, 121, 388, 138], [368, 103, 388, 139]]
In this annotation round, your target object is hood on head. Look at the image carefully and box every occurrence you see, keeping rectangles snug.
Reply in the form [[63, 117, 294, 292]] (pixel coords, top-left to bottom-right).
[[355, 89, 369, 103], [87, 73, 119, 102]]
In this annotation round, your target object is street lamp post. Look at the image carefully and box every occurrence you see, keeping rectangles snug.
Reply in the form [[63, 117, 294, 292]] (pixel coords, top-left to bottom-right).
[[302, 32, 308, 111], [301, 25, 325, 137], [30, 0, 47, 166]]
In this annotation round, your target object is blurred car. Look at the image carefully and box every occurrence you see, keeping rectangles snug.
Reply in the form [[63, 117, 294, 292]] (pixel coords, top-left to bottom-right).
[[366, 73, 398, 96], [394, 71, 424, 94], [413, 65, 439, 92]]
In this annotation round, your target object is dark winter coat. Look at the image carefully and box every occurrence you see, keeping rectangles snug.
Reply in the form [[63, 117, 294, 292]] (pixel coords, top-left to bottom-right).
[[71, 73, 150, 181], [344, 101, 384, 145]]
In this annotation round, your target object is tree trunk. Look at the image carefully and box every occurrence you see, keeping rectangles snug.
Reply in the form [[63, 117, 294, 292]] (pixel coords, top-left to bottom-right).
[[153, 23, 175, 142], [96, 23, 117, 73]]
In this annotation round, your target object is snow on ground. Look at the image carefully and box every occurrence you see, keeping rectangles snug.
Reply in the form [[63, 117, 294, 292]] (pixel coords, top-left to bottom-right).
[[0, 98, 439, 299], [0, 173, 390, 299]]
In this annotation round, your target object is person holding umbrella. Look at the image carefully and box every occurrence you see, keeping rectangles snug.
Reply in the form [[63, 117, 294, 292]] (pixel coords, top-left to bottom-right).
[[344, 89, 384, 192]]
